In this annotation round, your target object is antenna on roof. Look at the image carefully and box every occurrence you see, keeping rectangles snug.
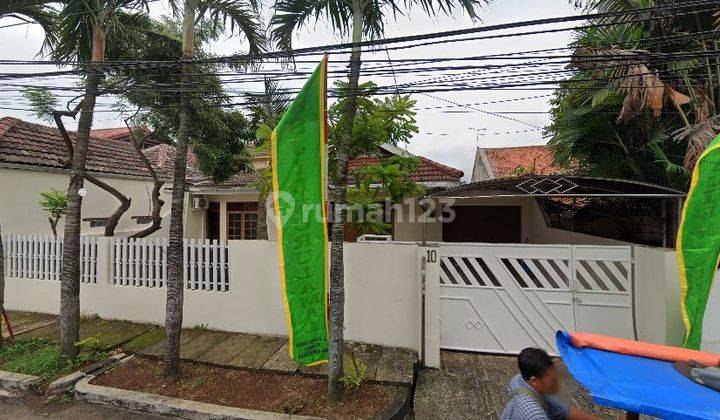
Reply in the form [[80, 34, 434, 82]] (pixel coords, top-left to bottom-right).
[[469, 127, 486, 148]]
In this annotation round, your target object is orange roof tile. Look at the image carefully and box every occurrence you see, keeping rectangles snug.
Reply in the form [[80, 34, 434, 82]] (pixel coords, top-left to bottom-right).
[[481, 145, 562, 178], [348, 155, 463, 183]]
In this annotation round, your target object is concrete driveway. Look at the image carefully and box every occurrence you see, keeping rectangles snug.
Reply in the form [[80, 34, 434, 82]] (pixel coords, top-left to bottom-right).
[[413, 351, 620, 419]]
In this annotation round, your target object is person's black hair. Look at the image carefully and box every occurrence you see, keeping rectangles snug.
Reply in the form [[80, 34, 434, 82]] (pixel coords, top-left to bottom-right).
[[518, 348, 554, 380]]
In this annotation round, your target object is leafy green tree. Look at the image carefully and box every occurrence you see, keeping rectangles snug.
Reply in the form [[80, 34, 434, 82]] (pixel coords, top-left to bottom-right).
[[546, 1, 720, 189], [39, 189, 68, 238], [109, 16, 256, 186], [20, 87, 58, 123], [347, 156, 425, 237], [160, 0, 264, 379]]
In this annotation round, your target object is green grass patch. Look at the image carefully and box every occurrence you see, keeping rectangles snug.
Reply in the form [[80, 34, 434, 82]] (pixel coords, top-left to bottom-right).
[[0, 336, 110, 384], [0, 338, 63, 381], [122, 328, 165, 353]]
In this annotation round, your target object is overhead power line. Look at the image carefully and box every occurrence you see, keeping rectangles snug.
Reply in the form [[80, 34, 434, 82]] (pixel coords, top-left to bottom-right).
[[0, 0, 717, 69]]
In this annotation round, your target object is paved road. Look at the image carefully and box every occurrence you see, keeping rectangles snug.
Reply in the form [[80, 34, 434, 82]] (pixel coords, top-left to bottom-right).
[[414, 351, 620, 419], [0, 394, 174, 419]]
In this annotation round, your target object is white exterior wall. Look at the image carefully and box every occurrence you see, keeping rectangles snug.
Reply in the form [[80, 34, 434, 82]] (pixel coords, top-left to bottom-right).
[[4, 240, 422, 351], [0, 166, 172, 237], [184, 191, 269, 242], [633, 246, 685, 346]]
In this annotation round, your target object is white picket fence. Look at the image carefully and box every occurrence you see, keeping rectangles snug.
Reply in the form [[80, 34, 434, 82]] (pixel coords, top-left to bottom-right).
[[3, 234, 98, 283], [112, 238, 229, 292], [3, 235, 228, 291]]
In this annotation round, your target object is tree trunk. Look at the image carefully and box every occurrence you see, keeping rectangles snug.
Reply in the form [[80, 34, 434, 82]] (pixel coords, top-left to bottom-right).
[[130, 180, 164, 238], [163, 0, 195, 380], [256, 179, 269, 240], [127, 123, 165, 239], [328, 1, 363, 405], [59, 21, 105, 366], [0, 222, 4, 347], [49, 218, 58, 238], [85, 174, 131, 236], [59, 71, 101, 365]]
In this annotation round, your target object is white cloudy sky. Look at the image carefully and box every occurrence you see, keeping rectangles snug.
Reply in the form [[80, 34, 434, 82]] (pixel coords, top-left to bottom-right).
[[0, 0, 580, 180]]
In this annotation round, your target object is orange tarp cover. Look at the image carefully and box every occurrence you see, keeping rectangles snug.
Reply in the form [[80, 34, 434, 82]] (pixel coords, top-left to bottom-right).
[[569, 332, 720, 367]]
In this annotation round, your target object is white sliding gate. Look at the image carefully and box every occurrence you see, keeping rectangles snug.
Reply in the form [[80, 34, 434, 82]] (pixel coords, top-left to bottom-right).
[[438, 243, 634, 355]]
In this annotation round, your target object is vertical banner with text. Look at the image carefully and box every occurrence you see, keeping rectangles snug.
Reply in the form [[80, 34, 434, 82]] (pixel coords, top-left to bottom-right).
[[271, 57, 329, 365], [677, 133, 720, 349]]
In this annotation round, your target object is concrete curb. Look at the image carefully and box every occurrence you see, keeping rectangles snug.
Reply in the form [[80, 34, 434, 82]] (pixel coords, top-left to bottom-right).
[[75, 375, 322, 420], [47, 371, 85, 395], [47, 353, 128, 395], [0, 370, 41, 391]]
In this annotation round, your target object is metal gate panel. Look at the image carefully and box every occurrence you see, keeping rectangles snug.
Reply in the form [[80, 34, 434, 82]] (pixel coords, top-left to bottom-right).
[[439, 244, 634, 355], [572, 246, 634, 339], [439, 244, 575, 355]]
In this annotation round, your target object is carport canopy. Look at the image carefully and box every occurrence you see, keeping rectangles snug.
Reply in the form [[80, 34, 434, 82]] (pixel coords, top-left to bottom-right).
[[432, 175, 686, 199], [429, 175, 686, 246]]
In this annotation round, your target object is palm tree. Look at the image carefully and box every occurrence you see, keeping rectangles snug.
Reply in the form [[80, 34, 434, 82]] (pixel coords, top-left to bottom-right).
[[162, 0, 264, 379], [270, 0, 486, 403], [51, 0, 154, 364], [547, 1, 720, 188], [0, 0, 56, 46]]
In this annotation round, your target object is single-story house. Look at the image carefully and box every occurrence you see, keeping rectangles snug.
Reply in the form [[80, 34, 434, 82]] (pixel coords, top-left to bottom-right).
[[0, 117, 464, 241]]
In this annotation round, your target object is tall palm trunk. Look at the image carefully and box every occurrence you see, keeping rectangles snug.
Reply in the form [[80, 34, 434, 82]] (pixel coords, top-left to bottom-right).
[[0, 222, 4, 347], [257, 186, 269, 240], [163, 0, 195, 379], [328, 1, 363, 404], [59, 22, 104, 364]]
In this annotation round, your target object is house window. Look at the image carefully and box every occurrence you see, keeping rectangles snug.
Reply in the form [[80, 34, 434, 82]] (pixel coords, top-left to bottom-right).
[[227, 202, 259, 240], [132, 216, 153, 225], [83, 217, 109, 228]]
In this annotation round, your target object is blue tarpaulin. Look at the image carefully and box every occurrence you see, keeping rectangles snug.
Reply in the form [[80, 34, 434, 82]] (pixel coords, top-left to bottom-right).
[[556, 331, 720, 419]]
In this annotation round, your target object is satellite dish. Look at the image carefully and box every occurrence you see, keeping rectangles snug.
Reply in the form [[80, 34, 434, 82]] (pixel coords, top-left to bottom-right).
[[78, 188, 87, 197]]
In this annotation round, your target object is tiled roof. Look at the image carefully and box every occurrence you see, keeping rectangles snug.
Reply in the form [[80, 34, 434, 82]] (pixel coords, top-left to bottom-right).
[[1, 117, 463, 189], [0, 116, 157, 179], [143, 143, 203, 181], [90, 126, 167, 148], [481, 145, 562, 178], [347, 155, 464, 183], [191, 172, 260, 188]]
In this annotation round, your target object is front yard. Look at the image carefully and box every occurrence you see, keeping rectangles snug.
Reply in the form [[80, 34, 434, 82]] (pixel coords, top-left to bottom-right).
[[0, 312, 157, 387], [92, 356, 405, 419]]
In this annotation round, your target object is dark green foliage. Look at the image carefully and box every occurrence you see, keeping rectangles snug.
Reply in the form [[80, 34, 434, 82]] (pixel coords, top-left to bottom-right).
[[328, 81, 419, 182], [108, 16, 256, 184], [21, 87, 59, 123], [269, 0, 485, 51], [546, 1, 720, 189]]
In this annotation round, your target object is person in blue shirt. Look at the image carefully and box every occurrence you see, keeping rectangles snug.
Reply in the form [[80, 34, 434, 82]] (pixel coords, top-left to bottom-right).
[[500, 348, 596, 420]]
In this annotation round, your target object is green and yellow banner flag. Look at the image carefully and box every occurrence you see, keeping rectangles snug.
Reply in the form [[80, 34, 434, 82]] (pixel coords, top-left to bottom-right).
[[677, 133, 720, 349], [271, 57, 329, 365]]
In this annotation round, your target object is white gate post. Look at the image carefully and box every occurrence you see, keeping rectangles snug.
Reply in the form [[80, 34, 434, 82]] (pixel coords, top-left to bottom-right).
[[419, 246, 441, 368], [96, 236, 113, 285]]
